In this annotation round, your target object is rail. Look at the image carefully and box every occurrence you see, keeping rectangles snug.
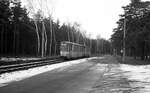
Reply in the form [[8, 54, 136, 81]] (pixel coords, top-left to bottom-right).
[[0, 56, 63, 74]]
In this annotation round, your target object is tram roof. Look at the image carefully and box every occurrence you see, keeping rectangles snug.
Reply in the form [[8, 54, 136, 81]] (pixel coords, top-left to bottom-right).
[[61, 41, 85, 47]]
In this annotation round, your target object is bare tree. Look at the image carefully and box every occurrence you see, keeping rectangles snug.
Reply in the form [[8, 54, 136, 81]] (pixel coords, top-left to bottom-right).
[[45, 0, 54, 56], [67, 26, 70, 42], [37, 0, 48, 57], [73, 22, 81, 43], [27, 0, 40, 56]]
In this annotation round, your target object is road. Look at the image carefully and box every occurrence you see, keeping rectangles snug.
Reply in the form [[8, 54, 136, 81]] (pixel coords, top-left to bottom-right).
[[0, 56, 108, 93], [0, 55, 150, 93]]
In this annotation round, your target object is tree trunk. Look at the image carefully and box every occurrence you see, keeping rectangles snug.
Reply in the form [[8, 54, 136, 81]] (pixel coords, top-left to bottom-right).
[[34, 21, 40, 56], [16, 24, 20, 56], [41, 21, 45, 57], [71, 29, 74, 42], [145, 41, 148, 60], [13, 24, 16, 57], [1, 24, 4, 56], [43, 22, 47, 56], [4, 25, 7, 56], [53, 27, 56, 55], [49, 18, 52, 56], [76, 32, 80, 43], [67, 28, 70, 42], [141, 41, 145, 60]]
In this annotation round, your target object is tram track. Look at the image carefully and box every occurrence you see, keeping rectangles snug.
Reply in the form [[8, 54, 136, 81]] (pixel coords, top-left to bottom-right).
[[0, 57, 63, 74]]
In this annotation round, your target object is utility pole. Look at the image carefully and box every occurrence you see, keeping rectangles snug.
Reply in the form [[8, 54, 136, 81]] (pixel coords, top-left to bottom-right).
[[123, 19, 126, 62]]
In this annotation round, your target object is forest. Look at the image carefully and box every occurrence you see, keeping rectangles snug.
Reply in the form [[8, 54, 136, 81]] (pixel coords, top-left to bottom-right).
[[0, 0, 111, 57], [111, 0, 150, 60]]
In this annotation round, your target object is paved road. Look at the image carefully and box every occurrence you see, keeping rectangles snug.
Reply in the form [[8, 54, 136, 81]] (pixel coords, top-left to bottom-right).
[[0, 57, 109, 93]]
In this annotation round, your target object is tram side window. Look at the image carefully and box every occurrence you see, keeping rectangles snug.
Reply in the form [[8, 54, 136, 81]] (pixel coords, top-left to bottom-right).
[[70, 44, 73, 51], [61, 43, 66, 51], [72, 44, 74, 51], [66, 44, 69, 51], [79, 46, 81, 52], [77, 45, 79, 52], [82, 46, 84, 52], [74, 45, 77, 52], [68, 43, 72, 52]]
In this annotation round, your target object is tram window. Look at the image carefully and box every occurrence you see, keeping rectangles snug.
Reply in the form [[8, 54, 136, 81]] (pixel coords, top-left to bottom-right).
[[72, 45, 74, 51], [61, 43, 66, 51], [68, 44, 72, 51]]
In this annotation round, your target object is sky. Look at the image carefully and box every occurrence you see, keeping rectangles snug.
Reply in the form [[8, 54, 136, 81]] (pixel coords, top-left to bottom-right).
[[53, 0, 130, 39], [22, 0, 149, 39]]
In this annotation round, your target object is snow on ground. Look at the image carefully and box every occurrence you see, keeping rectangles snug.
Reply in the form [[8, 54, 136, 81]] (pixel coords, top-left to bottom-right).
[[120, 64, 150, 93], [0, 57, 100, 87]]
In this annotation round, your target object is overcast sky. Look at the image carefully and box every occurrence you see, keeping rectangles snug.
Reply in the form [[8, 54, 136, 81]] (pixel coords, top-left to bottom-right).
[[53, 0, 130, 39], [22, 0, 149, 39]]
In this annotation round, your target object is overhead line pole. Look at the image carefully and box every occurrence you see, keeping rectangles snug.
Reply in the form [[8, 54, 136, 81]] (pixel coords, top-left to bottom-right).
[[123, 18, 126, 62]]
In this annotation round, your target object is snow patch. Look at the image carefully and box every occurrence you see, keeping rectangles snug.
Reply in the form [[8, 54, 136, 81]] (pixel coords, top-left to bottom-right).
[[120, 64, 150, 93], [120, 64, 150, 82]]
